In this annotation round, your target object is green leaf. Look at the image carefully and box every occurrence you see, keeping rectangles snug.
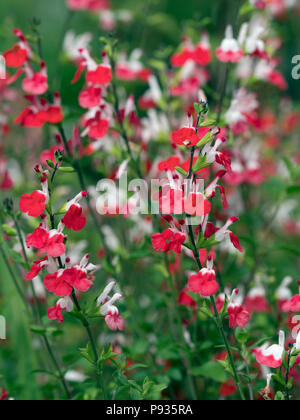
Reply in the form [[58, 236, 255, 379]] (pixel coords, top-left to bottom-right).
[[46, 160, 55, 169], [174, 166, 188, 176], [191, 361, 227, 383], [30, 325, 47, 335], [2, 224, 17, 237], [58, 166, 76, 173]]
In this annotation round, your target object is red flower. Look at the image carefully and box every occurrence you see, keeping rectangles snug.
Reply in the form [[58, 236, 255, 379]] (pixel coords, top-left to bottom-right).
[[3, 44, 27, 68], [20, 190, 47, 217], [152, 229, 173, 252], [62, 268, 91, 293], [79, 85, 102, 108], [22, 62, 48, 95], [178, 288, 197, 309], [86, 65, 112, 85], [26, 257, 48, 281], [282, 283, 300, 312], [171, 127, 199, 147], [193, 45, 212, 66], [47, 304, 64, 323], [188, 258, 219, 297], [62, 204, 87, 231], [158, 156, 181, 172], [26, 226, 48, 250], [87, 118, 109, 140], [44, 271, 73, 297], [45, 232, 66, 258]]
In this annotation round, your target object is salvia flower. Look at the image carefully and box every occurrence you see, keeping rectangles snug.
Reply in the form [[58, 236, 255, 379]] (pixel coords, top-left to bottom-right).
[[97, 281, 124, 331], [282, 280, 300, 313], [227, 289, 250, 329], [216, 25, 244, 63], [255, 330, 285, 368], [188, 256, 219, 297], [62, 191, 88, 231], [19, 176, 49, 217]]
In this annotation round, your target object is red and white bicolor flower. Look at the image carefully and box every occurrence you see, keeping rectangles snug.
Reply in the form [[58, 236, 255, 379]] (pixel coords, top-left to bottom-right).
[[282, 280, 300, 313], [63, 31, 92, 62], [227, 289, 250, 329], [275, 276, 292, 311], [244, 277, 269, 313], [26, 216, 66, 259], [188, 256, 219, 297], [47, 296, 74, 324], [26, 256, 49, 281], [201, 136, 232, 171], [171, 114, 210, 148], [44, 254, 96, 297], [22, 61, 48, 95], [62, 191, 87, 232], [216, 25, 244, 63], [115, 49, 151, 82], [97, 281, 125, 331], [214, 217, 243, 253], [254, 331, 285, 369], [72, 49, 112, 86], [152, 217, 187, 255], [19, 176, 49, 217]]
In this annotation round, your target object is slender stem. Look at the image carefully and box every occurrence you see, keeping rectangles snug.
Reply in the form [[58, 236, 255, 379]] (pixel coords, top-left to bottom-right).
[[42, 334, 72, 399], [184, 111, 246, 399], [71, 290, 107, 399], [284, 350, 292, 401]]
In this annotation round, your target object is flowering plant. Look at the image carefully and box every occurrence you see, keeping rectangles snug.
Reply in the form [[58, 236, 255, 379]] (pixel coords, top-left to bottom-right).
[[0, 0, 300, 401]]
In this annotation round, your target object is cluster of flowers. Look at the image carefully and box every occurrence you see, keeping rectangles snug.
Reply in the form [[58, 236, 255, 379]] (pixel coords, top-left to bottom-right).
[[19, 170, 124, 331], [3, 30, 63, 128]]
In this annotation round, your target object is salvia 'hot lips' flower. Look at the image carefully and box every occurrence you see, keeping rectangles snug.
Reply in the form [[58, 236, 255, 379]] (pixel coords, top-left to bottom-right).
[[62, 191, 87, 231], [47, 296, 74, 324], [254, 331, 285, 369], [19, 176, 49, 217], [227, 289, 250, 329], [188, 256, 219, 297], [216, 25, 244, 63], [22, 61, 48, 95], [215, 217, 244, 253], [72, 49, 112, 86], [97, 281, 125, 331], [26, 216, 66, 258], [282, 280, 300, 313], [44, 254, 96, 297]]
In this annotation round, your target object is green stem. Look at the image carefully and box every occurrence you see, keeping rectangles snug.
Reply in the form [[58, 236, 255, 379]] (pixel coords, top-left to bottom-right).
[[284, 350, 292, 401], [71, 290, 107, 399]]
